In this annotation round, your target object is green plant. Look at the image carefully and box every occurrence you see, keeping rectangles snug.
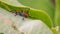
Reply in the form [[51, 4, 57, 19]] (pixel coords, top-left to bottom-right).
[[0, 0, 60, 34]]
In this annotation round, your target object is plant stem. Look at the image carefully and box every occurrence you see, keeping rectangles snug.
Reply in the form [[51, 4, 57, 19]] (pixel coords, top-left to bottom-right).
[[54, 0, 60, 29]]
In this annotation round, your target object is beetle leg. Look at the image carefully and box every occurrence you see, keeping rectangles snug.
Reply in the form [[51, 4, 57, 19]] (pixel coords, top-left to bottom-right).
[[22, 17, 24, 20]]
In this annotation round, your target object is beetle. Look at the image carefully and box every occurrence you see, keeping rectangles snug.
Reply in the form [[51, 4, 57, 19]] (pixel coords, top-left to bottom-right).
[[10, 10, 29, 20], [10, 10, 29, 17]]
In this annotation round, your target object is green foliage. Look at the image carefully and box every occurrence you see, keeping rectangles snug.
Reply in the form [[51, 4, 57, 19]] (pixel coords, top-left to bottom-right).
[[0, 1, 53, 28], [0, 0, 60, 34]]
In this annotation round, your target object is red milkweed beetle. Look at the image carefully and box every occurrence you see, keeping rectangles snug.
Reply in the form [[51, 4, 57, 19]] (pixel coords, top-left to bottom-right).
[[10, 10, 29, 18]]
